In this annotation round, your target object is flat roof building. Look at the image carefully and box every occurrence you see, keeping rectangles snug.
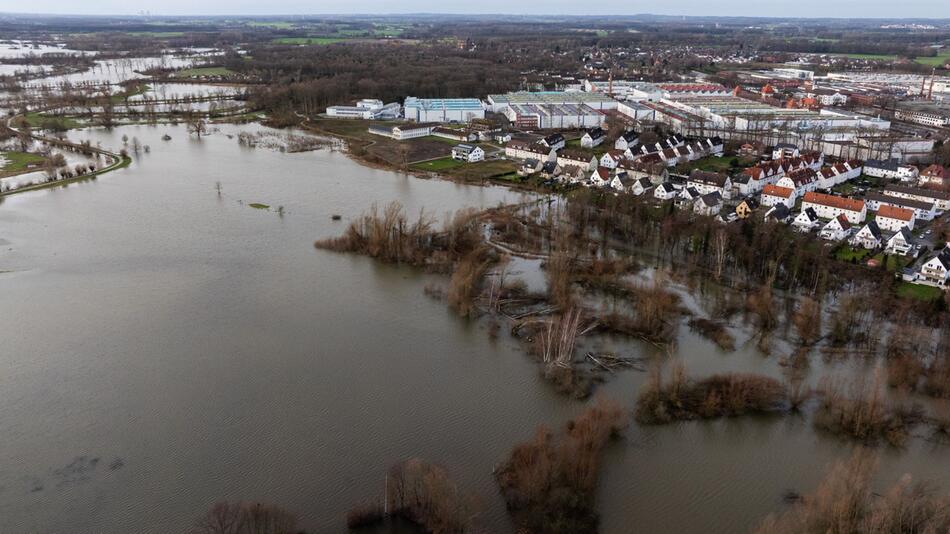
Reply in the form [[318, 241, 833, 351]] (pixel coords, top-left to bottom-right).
[[403, 97, 485, 123]]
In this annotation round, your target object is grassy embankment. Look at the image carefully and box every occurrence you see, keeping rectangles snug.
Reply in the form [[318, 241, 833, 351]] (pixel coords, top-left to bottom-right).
[[0, 151, 46, 174]]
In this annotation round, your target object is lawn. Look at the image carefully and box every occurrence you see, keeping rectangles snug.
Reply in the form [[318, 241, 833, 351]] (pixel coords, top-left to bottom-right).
[[690, 156, 735, 173], [444, 159, 519, 181], [0, 151, 46, 173], [411, 157, 464, 172], [835, 245, 872, 263], [173, 67, 234, 78], [272, 37, 348, 45], [896, 282, 944, 302]]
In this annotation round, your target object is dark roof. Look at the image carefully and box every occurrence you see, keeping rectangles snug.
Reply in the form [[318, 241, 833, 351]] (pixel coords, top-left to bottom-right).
[[767, 204, 791, 221], [699, 192, 722, 207], [688, 169, 729, 187], [866, 192, 934, 212], [865, 159, 899, 171], [541, 161, 558, 173], [541, 133, 565, 145], [658, 182, 677, 193], [861, 220, 883, 240], [620, 130, 640, 142], [885, 184, 950, 201]]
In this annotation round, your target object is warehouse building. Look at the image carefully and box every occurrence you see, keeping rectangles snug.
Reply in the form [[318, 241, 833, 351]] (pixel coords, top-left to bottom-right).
[[403, 97, 485, 123], [502, 102, 606, 130], [326, 99, 401, 119]]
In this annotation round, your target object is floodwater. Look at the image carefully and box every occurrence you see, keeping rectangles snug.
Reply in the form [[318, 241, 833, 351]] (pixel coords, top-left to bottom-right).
[[0, 123, 947, 534]]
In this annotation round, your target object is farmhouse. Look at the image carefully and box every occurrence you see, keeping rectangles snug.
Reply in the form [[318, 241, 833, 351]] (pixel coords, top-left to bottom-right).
[[801, 191, 867, 225], [875, 204, 915, 232]]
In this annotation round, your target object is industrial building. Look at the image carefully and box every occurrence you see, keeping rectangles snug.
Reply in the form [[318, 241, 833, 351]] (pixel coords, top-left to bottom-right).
[[502, 102, 606, 130], [894, 102, 950, 128], [486, 91, 618, 113], [326, 99, 401, 119], [403, 97, 485, 123]]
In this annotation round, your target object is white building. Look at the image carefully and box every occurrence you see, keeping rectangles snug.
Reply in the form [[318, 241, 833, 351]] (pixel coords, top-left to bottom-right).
[[849, 221, 883, 250], [581, 127, 606, 148], [801, 191, 867, 225], [884, 184, 950, 211], [403, 97, 485, 123], [819, 215, 852, 241], [326, 98, 401, 119], [761, 184, 796, 208], [865, 193, 936, 221], [864, 159, 919, 181], [451, 144, 485, 163], [792, 207, 821, 232], [885, 228, 915, 256], [875, 204, 915, 232]]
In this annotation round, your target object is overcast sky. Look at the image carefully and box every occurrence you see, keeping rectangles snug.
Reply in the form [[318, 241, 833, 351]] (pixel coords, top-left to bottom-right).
[[4, 0, 947, 18]]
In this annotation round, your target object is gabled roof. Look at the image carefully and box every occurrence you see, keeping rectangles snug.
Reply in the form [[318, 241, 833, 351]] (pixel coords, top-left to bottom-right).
[[658, 182, 677, 193], [699, 191, 722, 207], [866, 192, 933, 212], [584, 127, 606, 139], [636, 177, 652, 189], [885, 184, 950, 201], [826, 214, 852, 231], [857, 221, 882, 240], [799, 207, 819, 222], [877, 204, 914, 222], [763, 184, 794, 199], [889, 227, 913, 244], [560, 149, 594, 162], [921, 164, 946, 178], [542, 133, 565, 145], [593, 166, 611, 180], [688, 169, 729, 187], [803, 191, 865, 213], [767, 204, 791, 221], [620, 130, 640, 142], [541, 161, 558, 173]]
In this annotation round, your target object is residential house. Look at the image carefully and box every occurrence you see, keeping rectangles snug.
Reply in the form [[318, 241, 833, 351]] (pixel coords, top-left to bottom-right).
[[620, 160, 669, 185], [694, 192, 723, 216], [735, 197, 759, 219], [687, 170, 732, 199], [654, 182, 679, 201], [884, 184, 950, 211], [819, 215, 852, 241], [849, 221, 883, 250], [738, 142, 762, 158], [518, 158, 542, 176], [505, 140, 556, 162], [540, 161, 560, 179], [557, 150, 598, 172], [614, 130, 640, 151], [915, 248, 950, 286], [764, 204, 793, 224], [919, 164, 947, 186], [792, 207, 821, 232], [610, 173, 636, 193], [433, 127, 477, 142], [599, 150, 628, 169], [864, 159, 919, 181], [590, 167, 612, 187], [678, 186, 702, 206], [581, 127, 606, 148], [772, 143, 800, 160], [538, 133, 566, 151], [776, 168, 818, 196], [865, 192, 936, 221], [801, 191, 867, 225], [631, 177, 653, 196], [761, 184, 796, 208], [559, 166, 588, 184], [451, 143, 485, 162], [885, 227, 915, 256], [875, 204, 915, 232]]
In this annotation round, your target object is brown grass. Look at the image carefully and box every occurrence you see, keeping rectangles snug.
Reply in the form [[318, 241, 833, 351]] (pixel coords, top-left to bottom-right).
[[635, 362, 789, 424], [496, 397, 628, 533], [813, 371, 921, 446], [386, 459, 478, 534], [687, 317, 735, 351], [756, 449, 950, 534], [446, 245, 494, 317], [792, 297, 821, 346]]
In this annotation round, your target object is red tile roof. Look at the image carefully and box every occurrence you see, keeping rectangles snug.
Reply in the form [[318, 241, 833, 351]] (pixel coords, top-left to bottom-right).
[[877, 204, 914, 222], [803, 191, 865, 212], [763, 185, 794, 199]]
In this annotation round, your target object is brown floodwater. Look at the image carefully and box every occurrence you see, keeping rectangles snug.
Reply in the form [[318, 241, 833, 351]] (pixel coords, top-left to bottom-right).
[[0, 123, 947, 533]]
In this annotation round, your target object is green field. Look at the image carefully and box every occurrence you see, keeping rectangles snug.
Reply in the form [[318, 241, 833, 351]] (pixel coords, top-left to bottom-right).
[[173, 67, 234, 78], [411, 157, 464, 172], [915, 52, 950, 66], [272, 37, 347, 45], [0, 151, 46, 173], [834, 246, 872, 263], [830, 53, 898, 60], [690, 156, 735, 173], [127, 31, 185, 38], [23, 112, 82, 130], [896, 282, 944, 301], [246, 21, 295, 29]]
